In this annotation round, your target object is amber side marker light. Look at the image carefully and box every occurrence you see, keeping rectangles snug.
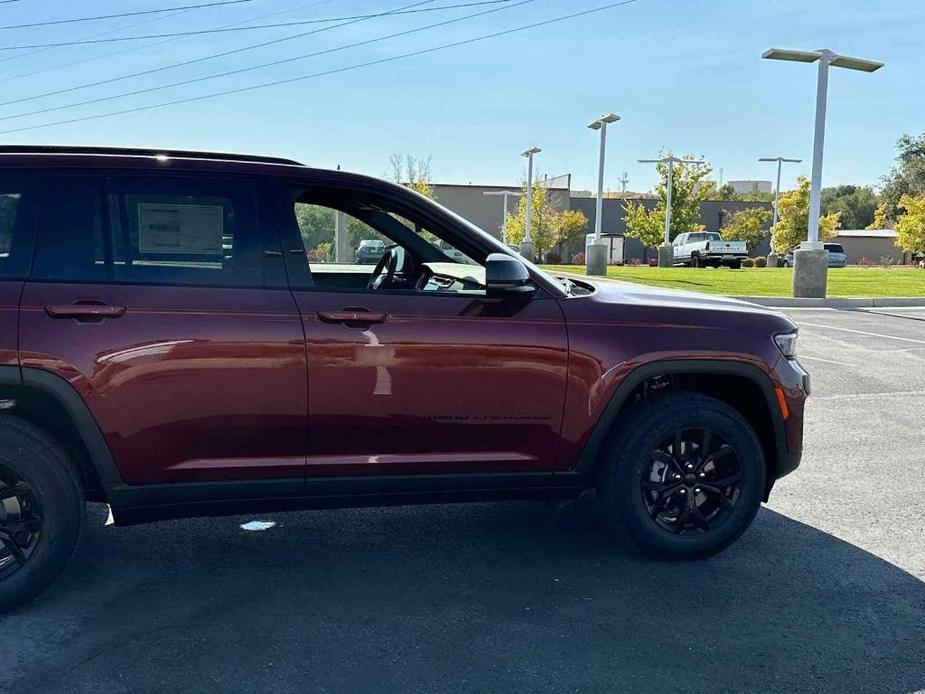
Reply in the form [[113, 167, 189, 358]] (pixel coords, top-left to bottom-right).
[[774, 388, 790, 420]]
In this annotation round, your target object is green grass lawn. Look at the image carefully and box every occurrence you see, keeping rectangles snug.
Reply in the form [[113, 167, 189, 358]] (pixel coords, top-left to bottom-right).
[[540, 265, 925, 297]]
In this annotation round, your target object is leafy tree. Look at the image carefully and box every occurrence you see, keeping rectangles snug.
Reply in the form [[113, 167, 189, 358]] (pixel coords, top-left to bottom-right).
[[880, 131, 925, 219], [622, 201, 664, 260], [390, 154, 434, 199], [624, 154, 712, 257], [554, 209, 589, 256], [504, 181, 561, 259], [716, 183, 739, 201], [867, 202, 894, 230], [720, 207, 772, 252], [895, 194, 925, 254], [820, 185, 879, 229], [770, 176, 841, 253]]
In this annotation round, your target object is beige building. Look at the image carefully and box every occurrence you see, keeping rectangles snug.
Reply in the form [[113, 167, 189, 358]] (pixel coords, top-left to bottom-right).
[[834, 229, 903, 264]]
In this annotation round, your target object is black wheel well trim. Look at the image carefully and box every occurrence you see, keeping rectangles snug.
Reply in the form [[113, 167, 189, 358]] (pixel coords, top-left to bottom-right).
[[572, 359, 786, 481], [0, 366, 123, 489]]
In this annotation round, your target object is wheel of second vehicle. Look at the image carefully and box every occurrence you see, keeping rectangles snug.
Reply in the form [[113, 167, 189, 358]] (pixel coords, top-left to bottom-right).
[[691, 255, 700, 268], [597, 393, 766, 558], [728, 260, 742, 270], [0, 416, 84, 613]]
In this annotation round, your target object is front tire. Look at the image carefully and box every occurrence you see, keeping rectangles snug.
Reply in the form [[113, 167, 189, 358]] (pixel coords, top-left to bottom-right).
[[597, 393, 765, 558], [0, 416, 84, 613]]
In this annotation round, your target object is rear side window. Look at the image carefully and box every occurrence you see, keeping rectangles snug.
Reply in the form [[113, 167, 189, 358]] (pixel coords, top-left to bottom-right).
[[824, 243, 845, 253], [0, 174, 42, 280], [34, 174, 265, 288], [106, 177, 262, 287]]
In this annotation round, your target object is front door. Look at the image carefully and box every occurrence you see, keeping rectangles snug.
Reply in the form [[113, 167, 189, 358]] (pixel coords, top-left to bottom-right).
[[277, 182, 569, 477], [19, 173, 307, 485]]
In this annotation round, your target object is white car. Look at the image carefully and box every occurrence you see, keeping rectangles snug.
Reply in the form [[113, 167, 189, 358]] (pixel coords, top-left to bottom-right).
[[672, 232, 748, 268]]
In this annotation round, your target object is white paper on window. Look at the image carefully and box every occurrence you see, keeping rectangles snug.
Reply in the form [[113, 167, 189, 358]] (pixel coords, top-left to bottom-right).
[[137, 203, 224, 255]]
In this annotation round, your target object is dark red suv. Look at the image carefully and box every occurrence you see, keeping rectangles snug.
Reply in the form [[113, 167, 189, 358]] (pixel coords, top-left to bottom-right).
[[0, 146, 808, 611]]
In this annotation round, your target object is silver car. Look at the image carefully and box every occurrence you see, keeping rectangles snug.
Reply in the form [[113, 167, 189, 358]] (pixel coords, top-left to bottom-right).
[[782, 243, 847, 268]]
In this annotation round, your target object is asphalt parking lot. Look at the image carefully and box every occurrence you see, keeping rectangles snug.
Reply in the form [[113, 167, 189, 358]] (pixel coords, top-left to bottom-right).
[[2, 307, 924, 694]]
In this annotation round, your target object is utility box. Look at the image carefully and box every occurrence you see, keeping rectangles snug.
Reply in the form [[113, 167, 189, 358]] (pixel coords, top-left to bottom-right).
[[586, 234, 624, 264]]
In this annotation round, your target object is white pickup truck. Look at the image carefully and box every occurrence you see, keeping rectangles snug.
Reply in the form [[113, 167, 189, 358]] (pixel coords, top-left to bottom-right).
[[672, 231, 748, 268]]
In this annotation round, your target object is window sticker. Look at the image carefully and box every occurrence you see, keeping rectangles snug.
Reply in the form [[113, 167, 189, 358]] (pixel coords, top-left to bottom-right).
[[137, 203, 224, 255]]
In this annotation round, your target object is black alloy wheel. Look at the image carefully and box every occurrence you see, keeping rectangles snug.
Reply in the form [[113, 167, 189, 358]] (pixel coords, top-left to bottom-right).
[[641, 428, 742, 535], [0, 464, 43, 579]]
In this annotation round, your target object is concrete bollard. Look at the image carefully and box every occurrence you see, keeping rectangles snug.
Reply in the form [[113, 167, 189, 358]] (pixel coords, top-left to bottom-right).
[[792, 248, 828, 298], [585, 241, 608, 276], [657, 244, 674, 268]]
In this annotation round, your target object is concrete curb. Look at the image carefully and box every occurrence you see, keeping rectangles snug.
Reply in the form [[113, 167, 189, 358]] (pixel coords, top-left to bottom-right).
[[734, 297, 925, 308]]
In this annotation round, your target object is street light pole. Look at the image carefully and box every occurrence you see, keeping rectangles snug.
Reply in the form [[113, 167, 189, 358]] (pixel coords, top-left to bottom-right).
[[763, 47, 883, 297], [758, 157, 801, 249], [638, 154, 703, 267], [587, 113, 620, 275], [520, 147, 541, 261], [482, 190, 522, 244]]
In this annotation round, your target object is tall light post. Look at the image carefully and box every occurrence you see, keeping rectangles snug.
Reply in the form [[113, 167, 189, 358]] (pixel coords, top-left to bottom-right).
[[520, 147, 541, 261], [763, 47, 883, 297], [638, 154, 703, 267], [758, 156, 801, 265], [482, 190, 521, 244], [586, 113, 620, 275]]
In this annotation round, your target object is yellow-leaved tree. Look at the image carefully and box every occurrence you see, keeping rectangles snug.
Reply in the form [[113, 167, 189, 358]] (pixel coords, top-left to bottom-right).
[[894, 194, 925, 255], [771, 176, 841, 253], [504, 182, 561, 260]]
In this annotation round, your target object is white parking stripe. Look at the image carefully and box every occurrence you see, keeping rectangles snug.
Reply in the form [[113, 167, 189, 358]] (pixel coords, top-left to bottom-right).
[[797, 354, 851, 366], [796, 322, 925, 346]]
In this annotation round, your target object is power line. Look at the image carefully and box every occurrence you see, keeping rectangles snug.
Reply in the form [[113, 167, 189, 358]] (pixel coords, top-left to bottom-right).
[[0, 0, 338, 80], [0, 0, 515, 50], [0, 6, 194, 67], [0, 0, 255, 30], [0, 0, 524, 123], [0, 0, 638, 135], [0, 0, 436, 108]]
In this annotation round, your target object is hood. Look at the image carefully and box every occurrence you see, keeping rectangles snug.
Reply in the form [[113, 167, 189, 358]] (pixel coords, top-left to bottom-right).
[[566, 277, 797, 333]]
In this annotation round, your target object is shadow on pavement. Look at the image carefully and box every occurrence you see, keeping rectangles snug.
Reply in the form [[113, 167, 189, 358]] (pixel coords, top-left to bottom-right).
[[3, 497, 923, 693]]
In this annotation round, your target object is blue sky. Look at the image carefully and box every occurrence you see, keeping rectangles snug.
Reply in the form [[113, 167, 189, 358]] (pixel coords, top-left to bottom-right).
[[0, 0, 920, 193]]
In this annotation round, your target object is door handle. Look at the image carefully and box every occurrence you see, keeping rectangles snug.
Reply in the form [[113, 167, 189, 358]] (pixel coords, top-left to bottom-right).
[[44, 302, 127, 321], [317, 309, 388, 325]]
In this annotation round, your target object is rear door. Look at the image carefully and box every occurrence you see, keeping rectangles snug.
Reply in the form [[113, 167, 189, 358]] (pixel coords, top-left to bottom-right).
[[19, 172, 307, 485], [0, 173, 42, 368]]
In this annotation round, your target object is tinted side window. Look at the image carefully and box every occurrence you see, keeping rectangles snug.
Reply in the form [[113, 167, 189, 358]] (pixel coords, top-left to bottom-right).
[[0, 174, 42, 280], [106, 176, 263, 287], [32, 175, 106, 283]]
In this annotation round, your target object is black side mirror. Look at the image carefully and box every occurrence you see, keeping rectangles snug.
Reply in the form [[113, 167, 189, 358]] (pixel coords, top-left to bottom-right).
[[485, 253, 534, 296]]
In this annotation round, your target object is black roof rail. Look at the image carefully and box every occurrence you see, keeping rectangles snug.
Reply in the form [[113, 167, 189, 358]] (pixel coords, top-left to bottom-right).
[[0, 144, 303, 166]]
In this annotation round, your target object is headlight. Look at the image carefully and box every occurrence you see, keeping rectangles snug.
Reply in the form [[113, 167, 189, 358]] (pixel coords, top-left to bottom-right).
[[774, 332, 798, 358]]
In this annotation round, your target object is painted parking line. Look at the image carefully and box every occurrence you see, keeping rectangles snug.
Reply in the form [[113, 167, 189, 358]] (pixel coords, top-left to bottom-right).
[[811, 390, 925, 401], [795, 322, 925, 346], [796, 354, 852, 366]]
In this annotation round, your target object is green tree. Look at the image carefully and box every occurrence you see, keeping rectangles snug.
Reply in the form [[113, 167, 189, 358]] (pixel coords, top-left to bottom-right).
[[716, 183, 740, 201], [720, 207, 772, 252], [895, 194, 925, 254], [820, 185, 879, 229], [504, 181, 561, 259], [554, 208, 589, 256], [622, 201, 663, 260], [624, 154, 713, 257], [881, 131, 925, 219], [771, 176, 842, 253]]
